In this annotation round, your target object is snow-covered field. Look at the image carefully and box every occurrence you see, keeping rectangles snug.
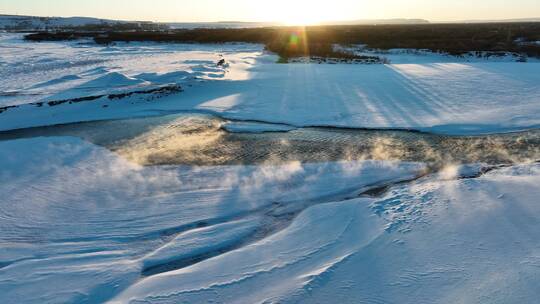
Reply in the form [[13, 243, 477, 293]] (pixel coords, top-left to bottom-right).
[[1, 32, 540, 134], [1, 32, 540, 303], [0, 33, 261, 107]]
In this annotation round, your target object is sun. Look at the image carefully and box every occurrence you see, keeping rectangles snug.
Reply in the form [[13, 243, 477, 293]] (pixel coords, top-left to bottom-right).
[[250, 0, 366, 26], [260, 0, 334, 25], [282, 15, 322, 26], [278, 10, 326, 26]]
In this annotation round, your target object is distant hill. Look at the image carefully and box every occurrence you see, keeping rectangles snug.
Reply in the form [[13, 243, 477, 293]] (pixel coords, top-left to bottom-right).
[[2, 13, 537, 31], [442, 18, 540, 24], [167, 21, 281, 29], [0, 14, 115, 29], [321, 19, 430, 25], [167, 19, 430, 29], [0, 16, 277, 30], [0, 14, 164, 30]]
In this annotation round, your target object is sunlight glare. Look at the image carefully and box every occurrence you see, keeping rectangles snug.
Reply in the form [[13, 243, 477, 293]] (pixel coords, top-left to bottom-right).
[[259, 0, 352, 25]]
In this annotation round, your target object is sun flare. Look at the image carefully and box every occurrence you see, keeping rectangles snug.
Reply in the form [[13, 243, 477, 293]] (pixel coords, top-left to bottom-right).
[[260, 0, 338, 25]]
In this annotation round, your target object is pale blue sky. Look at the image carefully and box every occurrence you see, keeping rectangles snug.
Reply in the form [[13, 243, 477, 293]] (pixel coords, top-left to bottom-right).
[[1, 0, 539, 23]]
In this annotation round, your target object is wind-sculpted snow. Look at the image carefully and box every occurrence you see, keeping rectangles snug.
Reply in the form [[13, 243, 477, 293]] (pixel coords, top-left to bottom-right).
[[112, 162, 540, 304], [113, 198, 385, 304], [0, 136, 424, 303], [142, 217, 262, 273], [0, 33, 262, 108]]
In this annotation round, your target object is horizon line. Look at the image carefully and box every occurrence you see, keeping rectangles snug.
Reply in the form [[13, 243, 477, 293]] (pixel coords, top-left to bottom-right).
[[2, 12, 540, 25]]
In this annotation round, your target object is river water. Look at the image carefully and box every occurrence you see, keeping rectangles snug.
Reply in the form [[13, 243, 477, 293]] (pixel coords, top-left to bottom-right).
[[1, 113, 539, 168]]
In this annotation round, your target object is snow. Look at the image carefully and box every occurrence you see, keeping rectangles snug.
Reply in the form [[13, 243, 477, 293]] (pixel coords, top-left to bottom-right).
[[142, 218, 261, 271], [0, 136, 424, 303], [336, 44, 536, 64], [113, 198, 384, 304], [193, 61, 540, 135], [0, 33, 262, 107], [1, 31, 540, 304], [109, 162, 540, 304], [1, 33, 539, 135], [3, 137, 539, 303]]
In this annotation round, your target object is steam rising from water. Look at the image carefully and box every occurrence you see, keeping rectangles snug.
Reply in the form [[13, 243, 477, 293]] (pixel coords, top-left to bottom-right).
[[113, 116, 227, 166], [108, 116, 539, 168], [0, 113, 538, 168]]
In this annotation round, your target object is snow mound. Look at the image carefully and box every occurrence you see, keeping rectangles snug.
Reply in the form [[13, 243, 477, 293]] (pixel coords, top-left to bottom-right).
[[29, 74, 82, 89], [134, 71, 193, 84], [79, 72, 146, 89]]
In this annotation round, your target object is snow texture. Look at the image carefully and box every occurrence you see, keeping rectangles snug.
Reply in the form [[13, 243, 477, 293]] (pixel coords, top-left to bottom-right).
[[113, 162, 540, 304]]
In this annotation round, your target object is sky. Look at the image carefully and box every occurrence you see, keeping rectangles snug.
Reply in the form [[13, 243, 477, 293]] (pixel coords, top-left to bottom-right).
[[1, 0, 539, 24]]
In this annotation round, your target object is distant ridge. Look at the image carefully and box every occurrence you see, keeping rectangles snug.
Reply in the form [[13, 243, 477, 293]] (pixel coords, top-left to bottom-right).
[[0, 14, 120, 29], [167, 21, 280, 29], [0, 14, 158, 30], [321, 18, 430, 25], [167, 19, 430, 29], [1, 13, 538, 31], [456, 17, 540, 23]]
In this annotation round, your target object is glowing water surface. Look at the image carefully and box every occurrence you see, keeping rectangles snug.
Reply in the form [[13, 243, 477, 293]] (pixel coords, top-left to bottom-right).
[[1, 113, 538, 167]]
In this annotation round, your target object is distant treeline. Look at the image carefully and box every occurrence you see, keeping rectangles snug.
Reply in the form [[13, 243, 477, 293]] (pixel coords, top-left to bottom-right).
[[25, 23, 540, 59]]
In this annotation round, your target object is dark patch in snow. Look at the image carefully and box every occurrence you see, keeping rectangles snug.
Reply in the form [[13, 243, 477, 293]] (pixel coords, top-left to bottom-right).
[[0, 85, 183, 114], [0, 105, 18, 114], [107, 85, 183, 100], [142, 228, 261, 276]]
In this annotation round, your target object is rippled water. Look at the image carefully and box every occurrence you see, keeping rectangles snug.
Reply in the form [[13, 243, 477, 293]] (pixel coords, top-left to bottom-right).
[[1, 113, 539, 167]]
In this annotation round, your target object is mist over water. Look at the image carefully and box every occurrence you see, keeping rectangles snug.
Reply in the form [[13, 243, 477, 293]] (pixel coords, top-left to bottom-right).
[[1, 113, 539, 168]]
